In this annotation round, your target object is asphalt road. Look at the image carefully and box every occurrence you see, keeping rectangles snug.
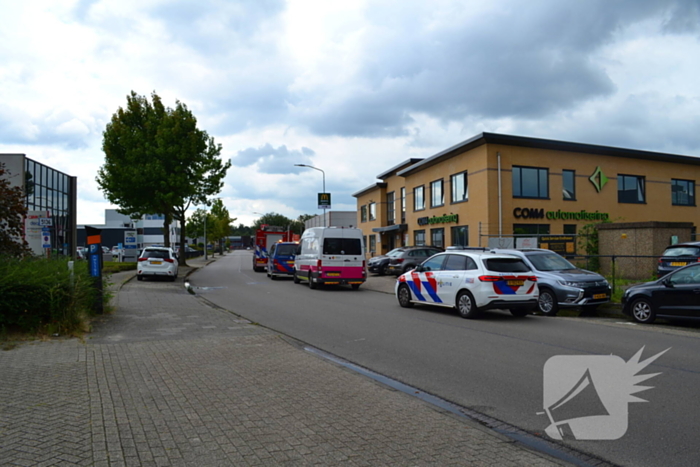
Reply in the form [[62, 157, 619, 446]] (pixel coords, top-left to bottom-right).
[[189, 251, 700, 467]]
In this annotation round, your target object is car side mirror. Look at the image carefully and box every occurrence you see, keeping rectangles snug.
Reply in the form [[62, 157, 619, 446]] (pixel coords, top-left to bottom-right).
[[414, 265, 423, 272], [663, 277, 674, 288]]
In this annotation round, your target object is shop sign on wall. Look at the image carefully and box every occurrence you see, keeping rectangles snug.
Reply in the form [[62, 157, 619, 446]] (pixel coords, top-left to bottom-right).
[[417, 214, 459, 226], [513, 208, 609, 222]]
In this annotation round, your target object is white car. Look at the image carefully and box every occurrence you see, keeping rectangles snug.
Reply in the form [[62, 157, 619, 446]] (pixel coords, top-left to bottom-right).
[[395, 248, 538, 318], [137, 247, 179, 281]]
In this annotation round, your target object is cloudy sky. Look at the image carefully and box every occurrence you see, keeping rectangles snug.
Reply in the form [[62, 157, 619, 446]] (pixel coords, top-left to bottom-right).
[[2, 0, 700, 226]]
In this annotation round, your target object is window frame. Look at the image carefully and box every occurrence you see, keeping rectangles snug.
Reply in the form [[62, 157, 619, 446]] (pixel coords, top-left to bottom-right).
[[430, 228, 444, 249], [672, 179, 696, 206], [414, 229, 426, 246], [386, 191, 396, 224], [413, 185, 425, 211], [562, 169, 576, 201], [369, 202, 377, 221], [512, 166, 549, 199], [430, 179, 444, 208], [450, 171, 468, 204], [617, 174, 646, 204]]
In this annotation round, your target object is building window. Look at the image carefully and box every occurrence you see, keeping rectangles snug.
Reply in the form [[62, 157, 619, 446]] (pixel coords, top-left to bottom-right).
[[360, 205, 367, 223], [451, 225, 468, 247], [451, 171, 468, 203], [618, 174, 645, 204], [513, 166, 549, 199], [513, 224, 550, 235], [672, 179, 695, 206], [430, 179, 444, 207], [387, 191, 395, 224], [563, 170, 576, 201], [369, 202, 377, 221], [414, 230, 425, 246], [400, 187, 406, 223], [564, 224, 577, 235], [368, 234, 376, 254], [414, 186, 425, 211], [430, 228, 444, 248]]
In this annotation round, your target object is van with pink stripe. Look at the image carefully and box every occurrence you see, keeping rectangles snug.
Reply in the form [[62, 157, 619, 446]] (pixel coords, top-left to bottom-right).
[[293, 227, 366, 290]]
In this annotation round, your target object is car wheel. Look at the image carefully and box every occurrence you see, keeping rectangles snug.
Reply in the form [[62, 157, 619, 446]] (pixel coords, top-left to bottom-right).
[[137, 275, 143, 281], [351, 284, 360, 290], [402, 264, 414, 274], [510, 308, 530, 317], [397, 284, 414, 308], [456, 290, 479, 319], [309, 273, 317, 289], [293, 271, 301, 284], [537, 288, 559, 316], [270, 273, 277, 280], [378, 264, 387, 276], [630, 297, 656, 324], [170, 276, 177, 282]]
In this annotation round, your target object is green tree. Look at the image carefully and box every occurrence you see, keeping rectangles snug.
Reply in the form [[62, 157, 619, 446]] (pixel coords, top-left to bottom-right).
[[0, 163, 31, 257], [209, 199, 235, 255], [97, 91, 231, 265], [253, 212, 292, 230]]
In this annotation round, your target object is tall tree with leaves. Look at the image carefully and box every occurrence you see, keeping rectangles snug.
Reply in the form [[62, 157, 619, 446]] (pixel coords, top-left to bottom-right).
[[209, 199, 234, 255], [253, 212, 293, 230], [97, 91, 231, 265], [0, 163, 31, 257]]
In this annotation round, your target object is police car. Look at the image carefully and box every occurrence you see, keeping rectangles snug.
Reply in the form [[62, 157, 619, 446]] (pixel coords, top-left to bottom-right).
[[395, 248, 538, 318]]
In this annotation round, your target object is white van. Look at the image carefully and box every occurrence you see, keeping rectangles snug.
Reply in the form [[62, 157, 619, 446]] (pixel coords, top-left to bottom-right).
[[293, 227, 366, 290]]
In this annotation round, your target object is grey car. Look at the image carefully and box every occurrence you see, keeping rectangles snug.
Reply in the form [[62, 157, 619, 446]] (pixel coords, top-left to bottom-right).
[[492, 248, 611, 316]]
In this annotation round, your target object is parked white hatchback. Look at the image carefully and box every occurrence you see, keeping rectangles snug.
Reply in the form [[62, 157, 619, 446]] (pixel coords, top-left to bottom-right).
[[137, 247, 179, 281], [395, 248, 538, 318]]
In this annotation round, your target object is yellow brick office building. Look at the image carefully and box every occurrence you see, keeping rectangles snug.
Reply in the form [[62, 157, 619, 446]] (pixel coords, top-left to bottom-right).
[[353, 133, 699, 256]]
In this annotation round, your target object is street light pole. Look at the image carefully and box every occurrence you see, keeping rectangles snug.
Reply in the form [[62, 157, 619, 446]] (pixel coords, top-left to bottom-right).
[[294, 163, 327, 227]]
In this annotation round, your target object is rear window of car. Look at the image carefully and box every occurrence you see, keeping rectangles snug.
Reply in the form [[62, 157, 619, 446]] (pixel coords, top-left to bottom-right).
[[275, 244, 297, 255], [484, 258, 530, 273], [142, 249, 169, 259], [323, 238, 362, 255], [662, 246, 700, 257]]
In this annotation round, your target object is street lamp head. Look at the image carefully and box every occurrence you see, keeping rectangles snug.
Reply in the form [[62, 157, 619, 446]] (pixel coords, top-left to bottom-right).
[[294, 164, 308, 168]]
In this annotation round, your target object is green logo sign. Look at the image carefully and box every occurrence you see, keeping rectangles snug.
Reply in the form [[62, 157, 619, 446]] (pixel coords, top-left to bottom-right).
[[589, 166, 609, 193]]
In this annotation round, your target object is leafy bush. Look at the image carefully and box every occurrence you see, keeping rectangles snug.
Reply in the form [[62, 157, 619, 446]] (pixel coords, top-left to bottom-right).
[[0, 256, 99, 334], [102, 261, 137, 274]]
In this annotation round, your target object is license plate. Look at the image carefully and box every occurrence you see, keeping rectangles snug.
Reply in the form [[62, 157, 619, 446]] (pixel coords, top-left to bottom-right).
[[327, 272, 340, 277], [151, 261, 162, 265], [670, 262, 686, 267], [593, 293, 608, 300], [507, 280, 524, 286]]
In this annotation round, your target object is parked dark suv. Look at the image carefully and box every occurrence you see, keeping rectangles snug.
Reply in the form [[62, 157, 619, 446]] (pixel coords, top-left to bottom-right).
[[492, 248, 610, 316], [386, 246, 444, 276], [657, 242, 700, 278]]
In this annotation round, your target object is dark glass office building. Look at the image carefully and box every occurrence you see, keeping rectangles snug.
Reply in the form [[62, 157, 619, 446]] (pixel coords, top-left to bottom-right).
[[0, 154, 78, 257]]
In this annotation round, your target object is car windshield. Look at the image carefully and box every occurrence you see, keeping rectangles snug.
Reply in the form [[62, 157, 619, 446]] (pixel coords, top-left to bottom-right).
[[484, 258, 530, 272], [662, 246, 700, 257], [276, 244, 297, 255], [323, 238, 362, 255], [526, 252, 576, 271]]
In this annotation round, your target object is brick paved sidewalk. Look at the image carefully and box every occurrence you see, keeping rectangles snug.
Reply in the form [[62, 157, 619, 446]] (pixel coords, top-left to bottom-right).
[[0, 254, 569, 466]]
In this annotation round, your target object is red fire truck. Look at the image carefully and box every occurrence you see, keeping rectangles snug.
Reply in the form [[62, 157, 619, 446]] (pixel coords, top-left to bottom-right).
[[252, 225, 296, 272]]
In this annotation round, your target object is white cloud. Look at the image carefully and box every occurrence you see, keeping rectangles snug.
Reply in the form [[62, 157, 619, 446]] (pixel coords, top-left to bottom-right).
[[1, 0, 699, 225]]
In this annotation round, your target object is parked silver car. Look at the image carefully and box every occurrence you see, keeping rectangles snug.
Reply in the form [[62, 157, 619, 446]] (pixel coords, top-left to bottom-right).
[[492, 248, 611, 316]]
